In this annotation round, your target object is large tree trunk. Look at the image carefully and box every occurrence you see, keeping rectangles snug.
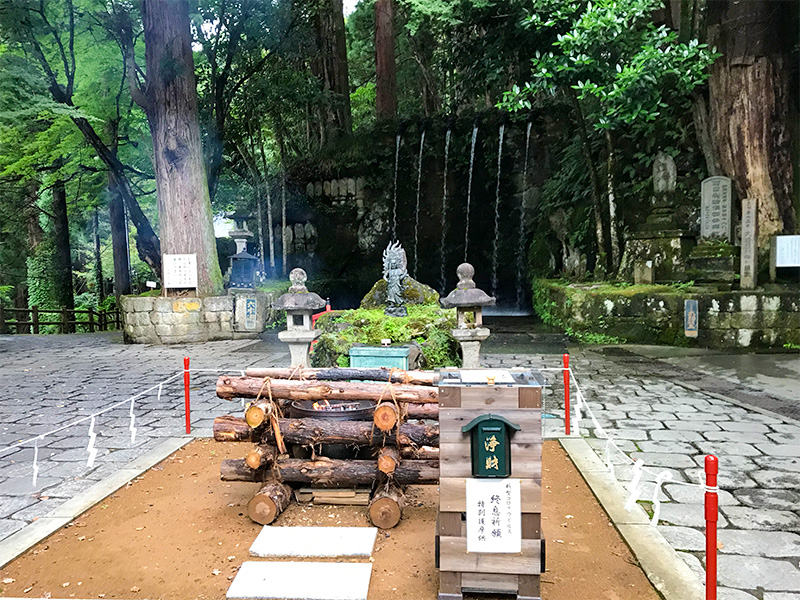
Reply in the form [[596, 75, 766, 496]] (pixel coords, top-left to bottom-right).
[[51, 177, 74, 324], [106, 120, 132, 297], [141, 0, 223, 296], [375, 0, 397, 119], [93, 209, 104, 301], [312, 0, 353, 140], [707, 0, 797, 242], [216, 375, 439, 403]]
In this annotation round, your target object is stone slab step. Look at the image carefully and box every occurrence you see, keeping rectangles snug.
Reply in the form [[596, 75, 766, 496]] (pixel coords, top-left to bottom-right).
[[226, 561, 372, 600], [250, 526, 377, 558]]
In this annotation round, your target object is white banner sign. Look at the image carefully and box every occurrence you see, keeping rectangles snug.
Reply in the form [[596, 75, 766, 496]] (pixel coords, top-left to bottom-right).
[[466, 478, 521, 553], [163, 254, 198, 289], [775, 236, 800, 268]]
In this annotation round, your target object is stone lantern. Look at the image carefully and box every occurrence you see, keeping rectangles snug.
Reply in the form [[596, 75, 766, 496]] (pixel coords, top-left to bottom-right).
[[273, 268, 326, 367], [227, 212, 258, 289], [440, 263, 495, 368]]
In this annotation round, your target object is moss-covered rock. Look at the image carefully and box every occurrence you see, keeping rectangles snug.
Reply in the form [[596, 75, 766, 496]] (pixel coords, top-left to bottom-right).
[[310, 304, 459, 368], [360, 277, 439, 308]]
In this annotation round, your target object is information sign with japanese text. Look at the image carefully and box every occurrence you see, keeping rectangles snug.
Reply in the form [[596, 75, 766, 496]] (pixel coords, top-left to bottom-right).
[[163, 254, 198, 289], [775, 235, 800, 268], [466, 478, 521, 553]]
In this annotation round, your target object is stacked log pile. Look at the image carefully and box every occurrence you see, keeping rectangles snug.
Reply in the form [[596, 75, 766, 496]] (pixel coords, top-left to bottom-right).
[[213, 367, 441, 528]]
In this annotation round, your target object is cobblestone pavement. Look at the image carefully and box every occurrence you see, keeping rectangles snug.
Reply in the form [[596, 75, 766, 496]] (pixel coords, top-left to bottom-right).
[[0, 332, 798, 598], [485, 347, 800, 600], [0, 332, 288, 542]]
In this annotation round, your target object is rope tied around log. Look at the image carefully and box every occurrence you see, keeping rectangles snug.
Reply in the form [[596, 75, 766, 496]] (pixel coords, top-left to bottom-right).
[[253, 377, 287, 454]]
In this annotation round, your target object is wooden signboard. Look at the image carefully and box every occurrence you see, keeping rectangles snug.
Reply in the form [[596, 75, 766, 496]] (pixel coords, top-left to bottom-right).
[[437, 369, 543, 600]]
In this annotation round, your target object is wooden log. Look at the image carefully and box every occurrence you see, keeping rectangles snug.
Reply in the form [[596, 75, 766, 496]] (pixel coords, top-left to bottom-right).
[[245, 367, 438, 386], [245, 401, 272, 428], [405, 403, 438, 419], [213, 415, 253, 442], [399, 445, 439, 460], [260, 418, 439, 448], [373, 402, 399, 432], [369, 482, 405, 529], [217, 376, 438, 404], [220, 457, 439, 485], [247, 481, 293, 525], [377, 446, 400, 475], [246, 444, 278, 470], [221, 458, 272, 482]]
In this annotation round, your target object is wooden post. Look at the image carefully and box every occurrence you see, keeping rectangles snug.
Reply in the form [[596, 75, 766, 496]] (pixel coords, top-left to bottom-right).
[[32, 306, 39, 335], [61, 307, 69, 334], [99, 310, 106, 331], [88, 308, 95, 333], [0, 304, 7, 335]]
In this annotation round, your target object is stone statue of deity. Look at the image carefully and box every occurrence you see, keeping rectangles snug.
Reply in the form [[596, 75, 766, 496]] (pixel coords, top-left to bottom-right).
[[382, 241, 408, 317]]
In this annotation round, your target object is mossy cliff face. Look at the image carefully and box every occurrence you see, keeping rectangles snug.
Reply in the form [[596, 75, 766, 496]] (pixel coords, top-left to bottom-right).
[[531, 279, 800, 348], [310, 305, 460, 368], [360, 277, 439, 308]]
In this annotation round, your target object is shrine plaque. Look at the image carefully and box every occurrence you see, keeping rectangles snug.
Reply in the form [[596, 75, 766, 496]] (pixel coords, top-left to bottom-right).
[[465, 478, 521, 553], [163, 254, 198, 289], [700, 176, 732, 241], [684, 299, 699, 338], [740, 198, 758, 289]]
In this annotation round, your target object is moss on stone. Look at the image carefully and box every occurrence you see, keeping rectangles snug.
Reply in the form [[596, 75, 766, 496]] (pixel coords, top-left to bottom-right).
[[360, 277, 439, 309], [310, 304, 459, 368]]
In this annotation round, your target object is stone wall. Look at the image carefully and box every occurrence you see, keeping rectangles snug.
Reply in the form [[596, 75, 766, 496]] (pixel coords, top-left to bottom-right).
[[120, 293, 277, 344], [533, 280, 800, 348]]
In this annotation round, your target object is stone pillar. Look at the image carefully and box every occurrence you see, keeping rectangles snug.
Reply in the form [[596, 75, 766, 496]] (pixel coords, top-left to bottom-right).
[[451, 328, 490, 368], [740, 197, 758, 290]]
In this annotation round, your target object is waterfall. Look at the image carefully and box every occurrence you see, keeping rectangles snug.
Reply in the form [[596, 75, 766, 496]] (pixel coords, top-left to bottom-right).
[[464, 124, 478, 262], [438, 128, 452, 293], [490, 123, 505, 297], [516, 122, 532, 309], [412, 129, 426, 278], [391, 133, 401, 241]]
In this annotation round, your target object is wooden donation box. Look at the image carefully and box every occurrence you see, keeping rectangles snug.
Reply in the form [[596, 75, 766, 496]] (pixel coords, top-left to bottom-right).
[[437, 368, 544, 600]]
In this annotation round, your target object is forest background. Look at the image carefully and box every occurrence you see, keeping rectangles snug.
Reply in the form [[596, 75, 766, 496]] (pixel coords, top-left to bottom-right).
[[0, 0, 797, 319]]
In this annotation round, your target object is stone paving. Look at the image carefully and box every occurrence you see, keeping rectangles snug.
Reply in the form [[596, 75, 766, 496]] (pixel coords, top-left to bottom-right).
[[484, 347, 800, 600], [0, 331, 798, 599], [0, 332, 288, 541]]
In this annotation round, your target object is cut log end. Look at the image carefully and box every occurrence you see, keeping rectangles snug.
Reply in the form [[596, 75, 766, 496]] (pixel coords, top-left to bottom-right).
[[377, 446, 400, 475], [245, 445, 278, 470], [373, 403, 399, 432], [369, 486, 405, 529], [247, 481, 292, 525]]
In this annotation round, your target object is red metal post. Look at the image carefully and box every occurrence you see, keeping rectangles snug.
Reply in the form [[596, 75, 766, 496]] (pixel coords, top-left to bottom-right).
[[563, 353, 570, 435], [705, 455, 718, 600], [183, 356, 191, 434]]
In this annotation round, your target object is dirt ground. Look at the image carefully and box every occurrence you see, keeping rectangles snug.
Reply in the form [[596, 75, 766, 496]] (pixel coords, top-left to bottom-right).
[[0, 439, 660, 600]]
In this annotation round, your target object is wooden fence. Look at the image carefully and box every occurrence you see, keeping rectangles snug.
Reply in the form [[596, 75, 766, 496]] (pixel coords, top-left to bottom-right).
[[0, 305, 122, 335]]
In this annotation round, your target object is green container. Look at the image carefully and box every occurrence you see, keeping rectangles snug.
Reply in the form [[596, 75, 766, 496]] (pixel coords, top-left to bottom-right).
[[349, 346, 410, 370], [462, 414, 521, 478]]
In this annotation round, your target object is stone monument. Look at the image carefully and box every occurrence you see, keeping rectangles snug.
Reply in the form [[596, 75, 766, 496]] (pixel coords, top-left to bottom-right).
[[383, 241, 409, 317], [687, 175, 738, 283], [739, 198, 758, 289], [618, 152, 695, 282], [273, 268, 326, 367], [440, 263, 496, 368]]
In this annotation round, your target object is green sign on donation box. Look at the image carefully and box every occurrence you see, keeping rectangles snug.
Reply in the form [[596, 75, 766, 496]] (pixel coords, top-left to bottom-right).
[[461, 414, 521, 478]]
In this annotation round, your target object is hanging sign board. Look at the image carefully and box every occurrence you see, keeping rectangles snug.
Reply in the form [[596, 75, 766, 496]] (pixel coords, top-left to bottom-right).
[[465, 478, 521, 553], [775, 236, 800, 267], [163, 254, 198, 289]]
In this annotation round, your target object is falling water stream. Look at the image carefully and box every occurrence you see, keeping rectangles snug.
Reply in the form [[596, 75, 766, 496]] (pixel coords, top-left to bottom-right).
[[438, 128, 452, 293], [517, 122, 532, 308], [412, 129, 426, 278], [490, 123, 505, 297], [464, 125, 478, 262], [391, 132, 401, 240]]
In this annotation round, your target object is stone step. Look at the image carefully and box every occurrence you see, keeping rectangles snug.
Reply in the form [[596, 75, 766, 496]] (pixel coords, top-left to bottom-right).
[[227, 561, 372, 600]]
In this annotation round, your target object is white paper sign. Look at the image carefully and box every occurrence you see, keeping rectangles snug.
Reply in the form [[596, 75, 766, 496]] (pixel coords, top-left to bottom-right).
[[775, 235, 800, 268], [466, 478, 521, 553], [163, 254, 198, 289]]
